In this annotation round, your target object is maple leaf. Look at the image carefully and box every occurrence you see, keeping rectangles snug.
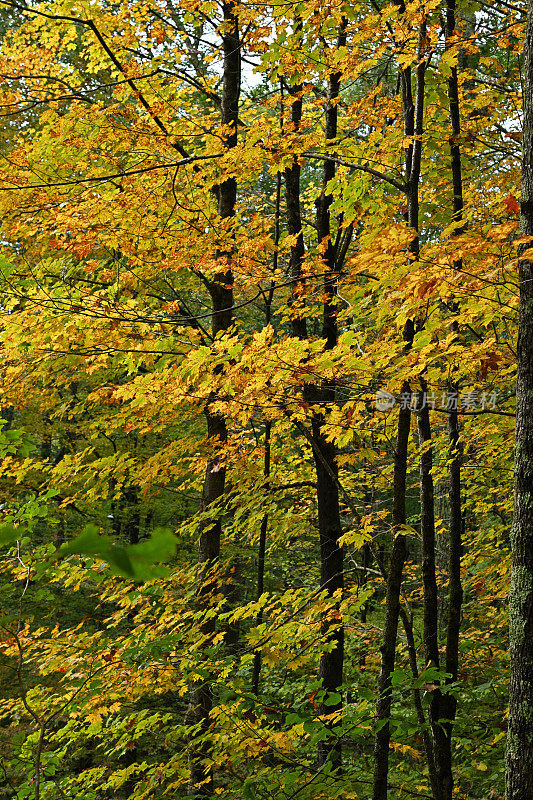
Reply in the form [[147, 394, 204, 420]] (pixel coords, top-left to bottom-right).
[[504, 194, 520, 215], [480, 351, 502, 378]]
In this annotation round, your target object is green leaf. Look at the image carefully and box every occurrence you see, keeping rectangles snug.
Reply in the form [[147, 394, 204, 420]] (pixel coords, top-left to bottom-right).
[[127, 527, 176, 578], [108, 546, 134, 577], [60, 524, 112, 559], [0, 524, 23, 546], [391, 668, 410, 686], [60, 525, 176, 581], [323, 692, 342, 706], [286, 713, 303, 725], [242, 778, 257, 800], [0, 254, 16, 278]]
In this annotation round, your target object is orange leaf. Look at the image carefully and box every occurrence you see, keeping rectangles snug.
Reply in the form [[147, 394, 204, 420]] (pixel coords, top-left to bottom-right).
[[505, 194, 520, 215]]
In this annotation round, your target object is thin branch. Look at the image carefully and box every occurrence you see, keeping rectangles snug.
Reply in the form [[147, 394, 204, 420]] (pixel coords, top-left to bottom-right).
[[0, 153, 223, 192], [303, 152, 407, 193]]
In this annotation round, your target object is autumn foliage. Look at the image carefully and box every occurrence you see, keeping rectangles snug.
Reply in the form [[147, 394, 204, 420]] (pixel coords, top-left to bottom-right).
[[0, 0, 525, 799]]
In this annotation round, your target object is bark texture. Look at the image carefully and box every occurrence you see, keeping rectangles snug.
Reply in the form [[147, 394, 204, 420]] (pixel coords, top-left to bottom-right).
[[313, 20, 347, 771], [439, 406, 463, 800], [283, 19, 346, 770], [284, 19, 307, 342], [251, 420, 271, 697], [372, 394, 410, 800], [428, 6, 466, 795], [417, 382, 446, 800], [187, 4, 240, 794], [507, 5, 533, 796], [372, 18, 426, 800]]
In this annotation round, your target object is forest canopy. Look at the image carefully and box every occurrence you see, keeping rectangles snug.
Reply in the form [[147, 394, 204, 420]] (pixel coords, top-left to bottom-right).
[[0, 1, 531, 799]]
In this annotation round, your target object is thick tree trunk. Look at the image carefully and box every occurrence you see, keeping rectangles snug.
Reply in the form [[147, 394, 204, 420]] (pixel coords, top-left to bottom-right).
[[418, 381, 439, 672], [187, 411, 228, 797], [313, 421, 344, 769], [313, 20, 347, 771], [187, 4, 240, 795], [283, 17, 346, 770], [418, 391, 462, 800], [506, 6, 533, 797], [418, 386, 439, 667]]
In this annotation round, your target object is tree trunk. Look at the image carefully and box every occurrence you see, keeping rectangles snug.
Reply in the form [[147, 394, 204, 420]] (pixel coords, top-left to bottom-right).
[[124, 486, 140, 545], [438, 406, 463, 800], [312, 19, 347, 771], [284, 18, 307, 343], [429, 9, 466, 793], [506, 5, 533, 797], [282, 16, 345, 770], [313, 421, 344, 769], [251, 165, 280, 697], [251, 420, 271, 697], [417, 381, 446, 800], [372, 16, 427, 799], [187, 3, 240, 794], [372, 393, 411, 800]]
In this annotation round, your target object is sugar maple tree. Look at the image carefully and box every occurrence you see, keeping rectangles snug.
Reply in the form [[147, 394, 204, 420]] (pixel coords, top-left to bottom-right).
[[0, 0, 528, 799]]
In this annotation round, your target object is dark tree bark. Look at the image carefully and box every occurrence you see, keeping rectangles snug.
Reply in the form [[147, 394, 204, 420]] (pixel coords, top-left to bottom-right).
[[435, 404, 463, 800], [417, 381, 446, 800], [417, 382, 440, 672], [312, 19, 347, 771], [187, 3, 240, 795], [313, 419, 344, 769], [251, 422, 271, 698], [445, 0, 465, 237], [429, 8, 466, 793], [372, 17, 427, 800], [251, 163, 280, 697], [123, 485, 140, 545], [372, 391, 411, 800], [506, 6, 533, 796], [284, 19, 307, 343], [187, 414, 228, 797], [282, 17, 346, 771]]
